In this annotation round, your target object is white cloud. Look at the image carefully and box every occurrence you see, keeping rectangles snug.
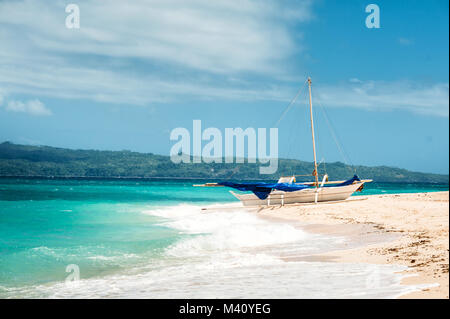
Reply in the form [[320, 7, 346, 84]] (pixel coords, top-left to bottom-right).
[[0, 1, 447, 119], [315, 80, 449, 117], [349, 78, 363, 83], [5, 99, 52, 116], [398, 37, 413, 45], [19, 0, 313, 74], [0, 0, 313, 105]]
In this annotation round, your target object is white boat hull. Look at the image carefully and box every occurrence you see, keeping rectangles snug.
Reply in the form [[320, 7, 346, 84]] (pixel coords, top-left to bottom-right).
[[230, 181, 365, 206]]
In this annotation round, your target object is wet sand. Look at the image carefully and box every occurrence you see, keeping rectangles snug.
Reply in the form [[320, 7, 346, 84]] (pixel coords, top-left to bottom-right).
[[254, 191, 449, 299]]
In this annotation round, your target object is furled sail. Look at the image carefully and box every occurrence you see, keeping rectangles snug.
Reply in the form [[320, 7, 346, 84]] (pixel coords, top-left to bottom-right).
[[334, 175, 360, 186], [218, 175, 361, 200], [218, 182, 310, 200]]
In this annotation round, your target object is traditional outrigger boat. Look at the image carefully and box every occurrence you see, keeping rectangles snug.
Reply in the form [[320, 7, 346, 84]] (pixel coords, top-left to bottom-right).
[[195, 78, 372, 206]]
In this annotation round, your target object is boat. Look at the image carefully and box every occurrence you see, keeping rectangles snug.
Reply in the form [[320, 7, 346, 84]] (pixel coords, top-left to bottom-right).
[[195, 77, 372, 206]]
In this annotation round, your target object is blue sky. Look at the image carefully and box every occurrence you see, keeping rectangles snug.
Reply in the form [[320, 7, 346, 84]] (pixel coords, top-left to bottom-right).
[[0, 0, 448, 174]]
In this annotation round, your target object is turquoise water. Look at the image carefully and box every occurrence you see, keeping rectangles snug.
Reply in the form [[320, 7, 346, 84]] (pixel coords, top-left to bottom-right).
[[354, 181, 449, 196], [0, 178, 233, 290], [0, 178, 447, 298]]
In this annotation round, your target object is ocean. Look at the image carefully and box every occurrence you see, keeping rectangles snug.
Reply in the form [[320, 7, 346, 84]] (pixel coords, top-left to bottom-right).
[[0, 178, 447, 298]]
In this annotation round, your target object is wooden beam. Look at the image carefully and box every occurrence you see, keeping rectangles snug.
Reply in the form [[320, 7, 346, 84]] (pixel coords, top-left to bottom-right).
[[192, 183, 224, 187], [193, 179, 373, 187], [301, 179, 373, 185]]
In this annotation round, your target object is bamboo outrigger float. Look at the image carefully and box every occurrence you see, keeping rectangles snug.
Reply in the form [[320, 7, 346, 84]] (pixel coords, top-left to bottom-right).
[[195, 77, 372, 206]]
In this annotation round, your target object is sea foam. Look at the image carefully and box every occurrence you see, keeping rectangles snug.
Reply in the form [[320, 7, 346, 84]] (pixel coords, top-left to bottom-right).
[[4, 203, 434, 298]]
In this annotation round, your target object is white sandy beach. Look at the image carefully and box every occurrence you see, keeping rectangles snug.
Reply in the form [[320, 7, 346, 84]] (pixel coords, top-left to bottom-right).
[[253, 191, 449, 298]]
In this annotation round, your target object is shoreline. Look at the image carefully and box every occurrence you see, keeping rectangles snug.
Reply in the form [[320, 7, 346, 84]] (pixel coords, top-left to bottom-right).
[[253, 191, 449, 299]]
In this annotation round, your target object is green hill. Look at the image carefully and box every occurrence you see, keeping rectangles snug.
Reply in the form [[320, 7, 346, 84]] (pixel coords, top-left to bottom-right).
[[0, 142, 448, 183]]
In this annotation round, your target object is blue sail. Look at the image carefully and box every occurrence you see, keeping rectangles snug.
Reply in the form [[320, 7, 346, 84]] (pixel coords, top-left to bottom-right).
[[218, 182, 310, 200], [334, 175, 361, 186], [219, 175, 361, 200]]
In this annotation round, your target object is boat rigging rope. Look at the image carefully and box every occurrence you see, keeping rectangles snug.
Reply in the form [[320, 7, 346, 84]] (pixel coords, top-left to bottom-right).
[[224, 78, 355, 180], [274, 79, 308, 128], [313, 86, 356, 174], [225, 81, 308, 180]]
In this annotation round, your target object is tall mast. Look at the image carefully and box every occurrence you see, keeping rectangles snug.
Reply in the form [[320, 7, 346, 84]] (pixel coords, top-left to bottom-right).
[[307, 77, 319, 187]]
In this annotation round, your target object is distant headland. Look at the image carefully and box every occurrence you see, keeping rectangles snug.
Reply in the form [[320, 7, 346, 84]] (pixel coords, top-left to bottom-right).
[[0, 142, 448, 183]]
